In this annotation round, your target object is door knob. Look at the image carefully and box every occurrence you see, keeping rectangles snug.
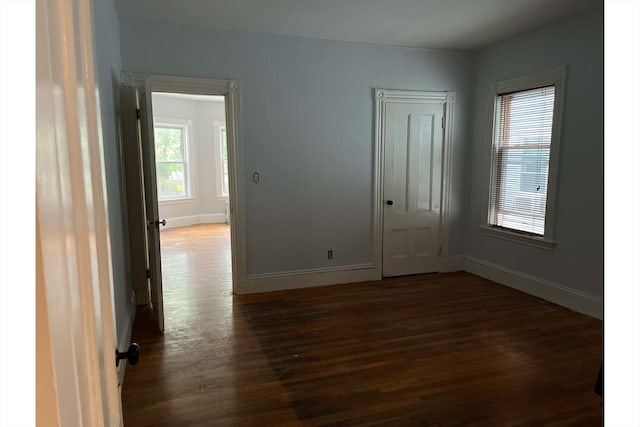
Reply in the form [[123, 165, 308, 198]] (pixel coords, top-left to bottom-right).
[[116, 343, 140, 367], [149, 219, 166, 228], [386, 200, 394, 206]]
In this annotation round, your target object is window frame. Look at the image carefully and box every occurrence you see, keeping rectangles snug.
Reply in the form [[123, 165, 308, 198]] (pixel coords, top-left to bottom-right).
[[214, 120, 229, 199], [482, 67, 566, 250], [153, 117, 196, 203]]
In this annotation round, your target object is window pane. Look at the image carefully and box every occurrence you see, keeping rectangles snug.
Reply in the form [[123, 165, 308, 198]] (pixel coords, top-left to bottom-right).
[[154, 127, 183, 162], [490, 85, 555, 236], [499, 147, 549, 198], [156, 162, 186, 199], [221, 128, 229, 195]]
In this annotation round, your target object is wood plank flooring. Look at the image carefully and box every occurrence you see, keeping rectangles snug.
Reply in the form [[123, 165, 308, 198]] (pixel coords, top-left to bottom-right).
[[121, 224, 603, 426]]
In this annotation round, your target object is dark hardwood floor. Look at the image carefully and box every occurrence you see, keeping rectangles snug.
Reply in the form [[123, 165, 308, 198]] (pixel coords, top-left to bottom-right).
[[122, 224, 603, 426]]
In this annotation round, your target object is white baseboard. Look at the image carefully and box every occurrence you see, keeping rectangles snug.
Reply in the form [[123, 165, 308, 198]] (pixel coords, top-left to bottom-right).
[[236, 264, 378, 294], [116, 306, 136, 392], [161, 213, 227, 229], [201, 213, 227, 224], [441, 255, 466, 272], [463, 255, 603, 319], [234, 255, 602, 321]]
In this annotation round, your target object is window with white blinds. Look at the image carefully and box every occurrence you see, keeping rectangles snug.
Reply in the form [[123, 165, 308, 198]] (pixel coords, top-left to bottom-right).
[[489, 85, 556, 236], [484, 67, 565, 248]]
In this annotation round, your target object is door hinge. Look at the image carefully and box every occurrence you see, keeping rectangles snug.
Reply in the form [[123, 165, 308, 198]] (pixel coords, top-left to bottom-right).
[[441, 116, 445, 129], [438, 244, 442, 256], [136, 108, 141, 120], [146, 269, 151, 279]]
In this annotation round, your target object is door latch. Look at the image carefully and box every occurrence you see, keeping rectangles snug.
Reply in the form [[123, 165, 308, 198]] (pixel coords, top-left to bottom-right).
[[148, 219, 166, 229]]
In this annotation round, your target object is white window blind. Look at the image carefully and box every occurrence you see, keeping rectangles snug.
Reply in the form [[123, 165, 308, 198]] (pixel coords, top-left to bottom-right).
[[489, 85, 555, 236]]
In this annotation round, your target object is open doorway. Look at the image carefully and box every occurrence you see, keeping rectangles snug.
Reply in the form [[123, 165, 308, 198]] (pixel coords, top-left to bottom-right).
[[120, 76, 245, 332], [151, 92, 232, 326]]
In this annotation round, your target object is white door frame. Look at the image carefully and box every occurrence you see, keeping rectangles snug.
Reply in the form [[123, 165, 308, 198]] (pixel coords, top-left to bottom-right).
[[121, 73, 247, 294], [373, 89, 456, 278]]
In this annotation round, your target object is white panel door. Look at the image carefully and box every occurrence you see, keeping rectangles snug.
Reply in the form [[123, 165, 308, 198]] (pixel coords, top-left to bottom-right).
[[36, 0, 122, 423], [383, 102, 445, 277], [120, 86, 151, 306], [121, 84, 165, 332], [140, 89, 165, 332]]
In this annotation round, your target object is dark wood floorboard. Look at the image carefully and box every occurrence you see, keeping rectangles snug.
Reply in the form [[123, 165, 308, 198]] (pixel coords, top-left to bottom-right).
[[122, 224, 602, 426]]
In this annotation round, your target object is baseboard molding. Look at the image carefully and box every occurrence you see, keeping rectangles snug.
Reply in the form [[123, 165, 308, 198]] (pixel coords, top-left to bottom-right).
[[463, 256, 603, 319], [236, 264, 378, 294], [236, 256, 602, 319], [247, 263, 374, 280], [116, 306, 136, 392], [441, 255, 466, 273], [161, 213, 227, 229]]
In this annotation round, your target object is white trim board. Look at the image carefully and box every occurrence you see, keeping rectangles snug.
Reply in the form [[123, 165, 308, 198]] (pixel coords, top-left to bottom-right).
[[247, 263, 373, 280], [236, 265, 378, 294], [160, 214, 227, 229], [116, 306, 136, 391], [442, 255, 466, 273], [235, 254, 602, 320], [463, 255, 603, 319]]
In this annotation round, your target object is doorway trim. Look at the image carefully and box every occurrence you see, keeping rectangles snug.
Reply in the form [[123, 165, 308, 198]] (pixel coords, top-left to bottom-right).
[[373, 89, 456, 278], [138, 74, 247, 293]]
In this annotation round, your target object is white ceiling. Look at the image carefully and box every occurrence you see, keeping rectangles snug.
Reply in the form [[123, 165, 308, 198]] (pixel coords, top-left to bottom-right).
[[114, 0, 602, 50]]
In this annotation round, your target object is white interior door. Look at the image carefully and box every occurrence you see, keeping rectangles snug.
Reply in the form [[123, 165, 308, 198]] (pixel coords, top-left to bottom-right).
[[119, 82, 165, 331], [120, 84, 164, 331], [383, 101, 445, 277], [36, 0, 122, 423], [120, 86, 152, 307], [139, 89, 166, 332]]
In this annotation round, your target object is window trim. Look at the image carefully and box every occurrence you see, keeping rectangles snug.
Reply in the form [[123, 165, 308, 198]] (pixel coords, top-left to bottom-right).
[[213, 120, 229, 199], [153, 117, 197, 202], [483, 66, 566, 248]]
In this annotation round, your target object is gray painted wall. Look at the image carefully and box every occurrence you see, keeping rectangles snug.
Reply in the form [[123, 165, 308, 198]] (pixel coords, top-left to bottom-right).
[[119, 19, 473, 276], [465, 9, 604, 298], [151, 95, 227, 221], [92, 0, 132, 345]]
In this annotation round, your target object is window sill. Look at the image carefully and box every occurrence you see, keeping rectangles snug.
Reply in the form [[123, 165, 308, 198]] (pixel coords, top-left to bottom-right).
[[216, 194, 229, 201], [159, 197, 196, 205], [480, 226, 555, 250]]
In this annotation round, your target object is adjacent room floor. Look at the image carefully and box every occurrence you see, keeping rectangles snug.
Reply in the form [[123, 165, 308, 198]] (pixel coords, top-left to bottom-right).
[[121, 224, 603, 426]]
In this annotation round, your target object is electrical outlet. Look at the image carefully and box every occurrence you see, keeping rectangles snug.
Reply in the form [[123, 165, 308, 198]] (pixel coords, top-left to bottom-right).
[[327, 250, 333, 260]]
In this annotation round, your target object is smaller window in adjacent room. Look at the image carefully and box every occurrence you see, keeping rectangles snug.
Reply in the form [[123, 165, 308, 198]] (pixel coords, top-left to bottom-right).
[[219, 126, 229, 196], [486, 67, 565, 247], [154, 122, 191, 200]]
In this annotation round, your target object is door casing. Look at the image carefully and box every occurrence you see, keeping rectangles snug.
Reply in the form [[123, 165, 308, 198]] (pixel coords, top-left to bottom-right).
[[121, 73, 247, 302], [373, 89, 456, 278]]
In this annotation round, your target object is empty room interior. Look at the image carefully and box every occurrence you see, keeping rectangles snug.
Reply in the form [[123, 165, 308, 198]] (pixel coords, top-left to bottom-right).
[[37, 0, 608, 425]]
